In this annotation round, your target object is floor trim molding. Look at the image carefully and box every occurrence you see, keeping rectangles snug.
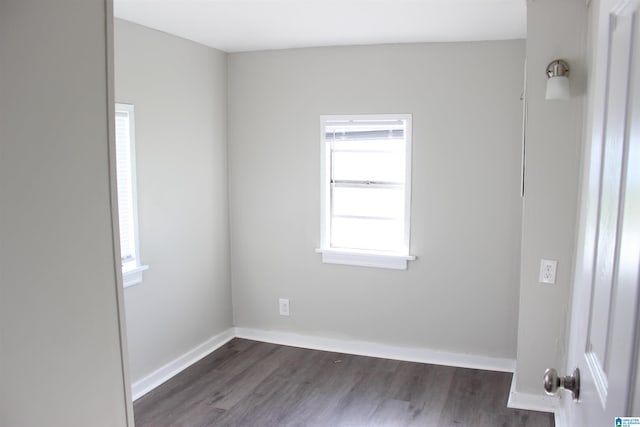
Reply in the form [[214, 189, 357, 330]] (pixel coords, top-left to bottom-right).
[[507, 374, 560, 423], [554, 405, 568, 427], [131, 327, 520, 402], [234, 327, 516, 373], [131, 328, 235, 401]]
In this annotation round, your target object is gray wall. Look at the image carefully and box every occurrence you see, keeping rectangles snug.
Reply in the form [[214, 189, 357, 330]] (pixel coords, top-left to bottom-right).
[[0, 1, 129, 426], [114, 19, 232, 383], [228, 41, 525, 358], [515, 0, 587, 394]]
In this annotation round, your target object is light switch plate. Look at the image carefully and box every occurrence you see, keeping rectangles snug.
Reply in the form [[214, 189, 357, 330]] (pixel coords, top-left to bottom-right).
[[539, 259, 558, 284]]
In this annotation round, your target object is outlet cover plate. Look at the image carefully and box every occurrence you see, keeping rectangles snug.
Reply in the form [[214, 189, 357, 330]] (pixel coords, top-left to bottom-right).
[[539, 259, 558, 284]]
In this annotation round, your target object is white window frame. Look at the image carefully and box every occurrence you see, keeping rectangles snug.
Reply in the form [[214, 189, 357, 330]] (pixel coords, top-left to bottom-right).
[[317, 114, 415, 270], [115, 103, 148, 287]]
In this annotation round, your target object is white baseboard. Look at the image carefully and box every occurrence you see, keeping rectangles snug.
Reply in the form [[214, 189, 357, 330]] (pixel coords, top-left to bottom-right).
[[131, 328, 235, 401], [507, 374, 561, 424], [131, 326, 518, 402], [554, 405, 568, 427], [234, 327, 516, 373]]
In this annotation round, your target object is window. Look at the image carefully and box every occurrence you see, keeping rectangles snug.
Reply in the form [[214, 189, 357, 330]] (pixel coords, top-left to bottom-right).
[[115, 103, 148, 286], [317, 114, 415, 269]]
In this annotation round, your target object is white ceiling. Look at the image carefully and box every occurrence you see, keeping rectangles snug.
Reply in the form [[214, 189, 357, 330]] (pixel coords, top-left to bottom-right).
[[114, 0, 526, 53]]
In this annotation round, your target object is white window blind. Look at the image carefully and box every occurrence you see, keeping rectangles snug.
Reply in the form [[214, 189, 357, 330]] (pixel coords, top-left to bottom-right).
[[114, 103, 146, 285], [319, 114, 414, 269]]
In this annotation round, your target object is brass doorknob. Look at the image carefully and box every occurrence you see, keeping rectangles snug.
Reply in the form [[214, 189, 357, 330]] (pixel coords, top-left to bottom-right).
[[543, 368, 580, 400]]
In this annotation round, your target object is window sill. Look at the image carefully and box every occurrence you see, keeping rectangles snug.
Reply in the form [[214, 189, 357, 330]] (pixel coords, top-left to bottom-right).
[[315, 248, 415, 270], [123, 265, 149, 288]]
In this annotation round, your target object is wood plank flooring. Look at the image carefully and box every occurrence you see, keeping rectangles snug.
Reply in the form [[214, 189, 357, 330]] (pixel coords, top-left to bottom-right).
[[133, 338, 554, 427]]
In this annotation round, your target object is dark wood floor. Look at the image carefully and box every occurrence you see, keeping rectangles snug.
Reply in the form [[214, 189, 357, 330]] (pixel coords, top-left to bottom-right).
[[134, 338, 554, 427]]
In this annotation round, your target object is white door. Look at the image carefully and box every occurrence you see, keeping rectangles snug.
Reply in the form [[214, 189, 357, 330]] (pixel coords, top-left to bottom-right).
[[563, 0, 640, 425]]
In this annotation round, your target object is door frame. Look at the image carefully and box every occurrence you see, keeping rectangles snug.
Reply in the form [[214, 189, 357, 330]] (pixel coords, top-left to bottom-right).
[[105, 0, 136, 424]]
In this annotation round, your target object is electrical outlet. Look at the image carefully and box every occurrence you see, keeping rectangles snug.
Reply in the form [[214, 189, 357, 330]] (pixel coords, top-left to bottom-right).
[[279, 298, 290, 316], [539, 259, 558, 284]]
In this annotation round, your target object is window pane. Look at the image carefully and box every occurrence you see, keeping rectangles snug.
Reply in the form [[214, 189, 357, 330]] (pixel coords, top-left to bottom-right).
[[333, 186, 404, 219], [115, 110, 136, 263], [331, 217, 404, 252], [332, 149, 405, 183], [321, 115, 411, 258], [331, 139, 405, 152]]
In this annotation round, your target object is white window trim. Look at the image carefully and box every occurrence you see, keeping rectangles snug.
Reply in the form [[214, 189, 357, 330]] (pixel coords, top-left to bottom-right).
[[123, 264, 149, 287], [315, 248, 416, 270], [318, 114, 416, 270], [115, 103, 149, 288]]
